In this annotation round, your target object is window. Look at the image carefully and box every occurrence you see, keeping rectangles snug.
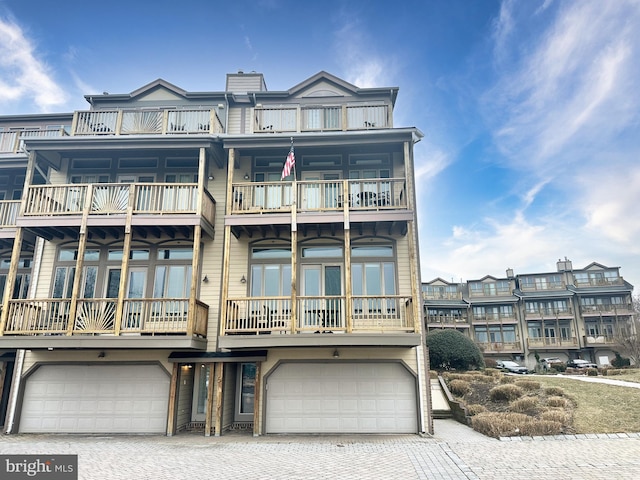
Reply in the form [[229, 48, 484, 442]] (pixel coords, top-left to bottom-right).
[[0, 257, 31, 299], [250, 246, 292, 321], [352, 243, 396, 315]]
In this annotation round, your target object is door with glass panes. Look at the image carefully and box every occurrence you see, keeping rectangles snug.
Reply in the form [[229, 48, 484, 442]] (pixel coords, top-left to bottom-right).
[[301, 265, 343, 330]]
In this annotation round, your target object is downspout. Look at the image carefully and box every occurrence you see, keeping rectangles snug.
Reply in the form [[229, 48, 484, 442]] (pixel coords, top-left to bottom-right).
[[3, 349, 25, 434]]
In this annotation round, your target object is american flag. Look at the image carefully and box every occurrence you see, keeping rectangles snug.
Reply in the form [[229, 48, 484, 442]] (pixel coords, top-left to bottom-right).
[[281, 145, 295, 180]]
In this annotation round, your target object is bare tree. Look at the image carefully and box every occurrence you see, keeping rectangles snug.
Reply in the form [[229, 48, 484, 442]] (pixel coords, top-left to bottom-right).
[[613, 295, 640, 365]]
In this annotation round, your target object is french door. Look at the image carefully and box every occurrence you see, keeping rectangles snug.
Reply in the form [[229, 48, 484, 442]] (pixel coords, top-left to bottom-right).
[[301, 265, 343, 329]]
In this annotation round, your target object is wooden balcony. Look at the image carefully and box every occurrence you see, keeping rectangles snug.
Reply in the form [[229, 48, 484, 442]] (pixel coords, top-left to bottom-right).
[[426, 315, 470, 326], [71, 109, 223, 136], [0, 128, 67, 154], [254, 104, 390, 133], [527, 336, 579, 348], [0, 298, 208, 349], [477, 342, 522, 353], [574, 276, 625, 287], [220, 295, 420, 349], [19, 183, 215, 234], [230, 178, 407, 214], [584, 335, 618, 346], [0, 200, 19, 228], [580, 304, 633, 316], [524, 308, 574, 320], [423, 291, 462, 300], [471, 313, 517, 323]]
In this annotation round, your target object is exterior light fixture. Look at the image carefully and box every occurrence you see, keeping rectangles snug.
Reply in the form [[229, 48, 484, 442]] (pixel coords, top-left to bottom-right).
[[333, 349, 339, 358], [240, 275, 247, 284]]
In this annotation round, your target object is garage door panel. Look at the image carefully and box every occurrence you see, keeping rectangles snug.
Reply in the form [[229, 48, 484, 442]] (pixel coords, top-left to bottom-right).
[[20, 365, 169, 434], [266, 363, 417, 434]]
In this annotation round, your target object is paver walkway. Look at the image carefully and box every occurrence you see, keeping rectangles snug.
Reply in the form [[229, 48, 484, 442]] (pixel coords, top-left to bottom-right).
[[2, 419, 639, 479]]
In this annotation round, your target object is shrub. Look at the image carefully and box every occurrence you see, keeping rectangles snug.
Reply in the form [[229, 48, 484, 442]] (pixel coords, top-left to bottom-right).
[[471, 412, 565, 438], [448, 379, 471, 396], [489, 384, 524, 402], [519, 420, 563, 436], [426, 330, 485, 371], [499, 375, 514, 384], [514, 380, 541, 391], [586, 368, 598, 376], [510, 396, 539, 413], [470, 412, 529, 438], [547, 396, 567, 408], [550, 363, 567, 373], [540, 409, 570, 425], [429, 370, 439, 378], [543, 386, 565, 396], [612, 352, 631, 368], [484, 358, 498, 369], [465, 404, 487, 416], [604, 368, 622, 376]]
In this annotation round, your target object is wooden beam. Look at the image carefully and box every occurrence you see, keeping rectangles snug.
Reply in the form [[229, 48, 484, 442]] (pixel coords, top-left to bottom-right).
[[253, 361, 261, 436], [166, 363, 179, 436], [0, 228, 23, 335], [214, 362, 224, 437], [187, 225, 201, 336], [204, 363, 215, 437]]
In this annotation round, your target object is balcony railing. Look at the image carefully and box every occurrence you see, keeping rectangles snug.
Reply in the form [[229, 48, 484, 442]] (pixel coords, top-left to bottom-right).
[[477, 342, 521, 353], [527, 336, 579, 348], [22, 183, 215, 224], [422, 291, 462, 300], [426, 314, 469, 324], [0, 200, 20, 227], [0, 128, 67, 154], [254, 104, 390, 133], [524, 307, 573, 318], [574, 276, 625, 287], [231, 178, 407, 214], [72, 109, 223, 136], [3, 298, 207, 336], [584, 335, 618, 345], [581, 303, 633, 315], [223, 295, 414, 335], [520, 281, 566, 292], [472, 313, 517, 322]]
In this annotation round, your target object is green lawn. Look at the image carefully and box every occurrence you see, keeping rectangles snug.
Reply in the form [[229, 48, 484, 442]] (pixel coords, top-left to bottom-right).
[[535, 375, 640, 433]]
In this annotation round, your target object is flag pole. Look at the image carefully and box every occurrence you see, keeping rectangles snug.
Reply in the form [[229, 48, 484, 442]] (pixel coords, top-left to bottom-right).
[[291, 137, 297, 181]]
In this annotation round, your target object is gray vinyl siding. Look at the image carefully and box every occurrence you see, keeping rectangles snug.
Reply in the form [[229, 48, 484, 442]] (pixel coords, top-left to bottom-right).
[[176, 366, 194, 430]]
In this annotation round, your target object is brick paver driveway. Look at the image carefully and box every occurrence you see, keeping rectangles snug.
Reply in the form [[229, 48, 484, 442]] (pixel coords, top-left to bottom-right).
[[1, 419, 639, 479]]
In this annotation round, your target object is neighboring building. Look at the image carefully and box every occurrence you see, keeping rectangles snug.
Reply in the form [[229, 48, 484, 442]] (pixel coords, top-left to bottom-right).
[[0, 71, 431, 436], [423, 260, 635, 367]]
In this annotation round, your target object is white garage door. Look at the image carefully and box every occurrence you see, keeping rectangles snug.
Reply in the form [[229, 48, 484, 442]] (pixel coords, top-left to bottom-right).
[[266, 363, 417, 434], [20, 364, 170, 434]]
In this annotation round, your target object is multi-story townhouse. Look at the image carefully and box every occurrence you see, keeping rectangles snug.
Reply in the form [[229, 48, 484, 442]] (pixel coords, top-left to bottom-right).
[[0, 71, 431, 436], [423, 260, 634, 367]]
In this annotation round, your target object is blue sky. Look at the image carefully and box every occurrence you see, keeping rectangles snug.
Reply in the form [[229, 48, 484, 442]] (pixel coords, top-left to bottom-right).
[[2, 0, 640, 288]]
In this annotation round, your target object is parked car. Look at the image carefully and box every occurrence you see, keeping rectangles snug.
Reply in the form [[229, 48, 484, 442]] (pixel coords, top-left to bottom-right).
[[567, 359, 598, 369], [496, 360, 530, 374], [541, 357, 564, 370]]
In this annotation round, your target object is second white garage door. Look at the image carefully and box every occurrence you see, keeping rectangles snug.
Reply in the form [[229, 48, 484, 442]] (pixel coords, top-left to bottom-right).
[[19, 364, 170, 434], [265, 362, 417, 434]]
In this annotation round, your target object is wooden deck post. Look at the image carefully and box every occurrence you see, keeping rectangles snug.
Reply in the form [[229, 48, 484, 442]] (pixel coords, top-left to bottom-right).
[[214, 362, 224, 437], [66, 184, 92, 336], [204, 363, 215, 437], [166, 363, 179, 436], [0, 228, 23, 334], [114, 187, 135, 335], [252, 361, 261, 436]]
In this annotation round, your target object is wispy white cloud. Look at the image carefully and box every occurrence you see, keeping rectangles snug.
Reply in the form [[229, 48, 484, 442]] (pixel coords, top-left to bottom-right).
[[426, 0, 640, 284], [332, 14, 395, 87], [0, 16, 67, 112]]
